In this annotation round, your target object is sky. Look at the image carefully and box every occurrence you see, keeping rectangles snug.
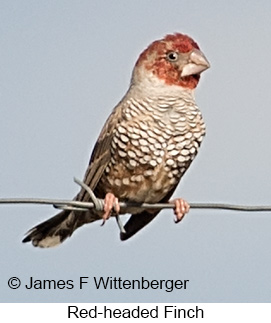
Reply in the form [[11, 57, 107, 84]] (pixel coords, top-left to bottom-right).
[[1, 0, 271, 303]]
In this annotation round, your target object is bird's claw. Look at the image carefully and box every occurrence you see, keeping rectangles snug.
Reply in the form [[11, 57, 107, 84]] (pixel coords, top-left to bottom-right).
[[101, 193, 120, 226], [170, 198, 190, 223]]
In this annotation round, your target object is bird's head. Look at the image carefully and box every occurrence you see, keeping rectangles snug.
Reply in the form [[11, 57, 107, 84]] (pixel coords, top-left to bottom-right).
[[132, 33, 210, 91]]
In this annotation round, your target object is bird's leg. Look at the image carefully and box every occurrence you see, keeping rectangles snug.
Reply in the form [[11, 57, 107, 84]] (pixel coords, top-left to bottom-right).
[[170, 198, 190, 223], [101, 192, 120, 225]]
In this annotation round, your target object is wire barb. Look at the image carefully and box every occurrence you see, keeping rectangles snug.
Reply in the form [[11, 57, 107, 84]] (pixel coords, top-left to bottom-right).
[[115, 214, 126, 234], [73, 177, 104, 211], [73, 177, 126, 234]]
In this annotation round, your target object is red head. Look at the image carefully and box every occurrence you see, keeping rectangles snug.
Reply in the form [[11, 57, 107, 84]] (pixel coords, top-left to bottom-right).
[[134, 33, 210, 90]]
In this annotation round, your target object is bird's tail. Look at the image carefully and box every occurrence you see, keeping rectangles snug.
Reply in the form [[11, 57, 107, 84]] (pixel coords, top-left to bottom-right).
[[22, 209, 96, 248]]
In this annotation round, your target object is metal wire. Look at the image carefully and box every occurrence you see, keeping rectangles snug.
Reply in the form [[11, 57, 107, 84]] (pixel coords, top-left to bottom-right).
[[1, 194, 271, 213], [1, 176, 271, 234], [1, 179, 271, 234], [1, 198, 271, 212]]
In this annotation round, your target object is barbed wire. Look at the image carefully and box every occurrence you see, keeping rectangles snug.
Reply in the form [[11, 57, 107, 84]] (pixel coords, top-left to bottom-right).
[[1, 177, 271, 233], [1, 197, 271, 212]]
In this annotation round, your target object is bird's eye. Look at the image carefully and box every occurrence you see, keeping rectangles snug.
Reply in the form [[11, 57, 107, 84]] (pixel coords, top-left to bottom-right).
[[166, 51, 179, 62]]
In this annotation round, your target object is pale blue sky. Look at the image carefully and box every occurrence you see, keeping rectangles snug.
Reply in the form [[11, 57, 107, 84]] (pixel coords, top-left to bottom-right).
[[1, 0, 271, 302]]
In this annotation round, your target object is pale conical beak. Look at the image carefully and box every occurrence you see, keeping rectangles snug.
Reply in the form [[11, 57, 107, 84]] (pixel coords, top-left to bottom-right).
[[181, 49, 210, 77]]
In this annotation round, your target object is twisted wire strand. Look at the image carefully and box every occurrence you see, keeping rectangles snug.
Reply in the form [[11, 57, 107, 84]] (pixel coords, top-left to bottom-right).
[[0, 196, 271, 212], [0, 178, 271, 222], [1, 180, 270, 235]]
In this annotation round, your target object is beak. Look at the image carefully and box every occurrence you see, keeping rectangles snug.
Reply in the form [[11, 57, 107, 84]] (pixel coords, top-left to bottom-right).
[[181, 49, 210, 77]]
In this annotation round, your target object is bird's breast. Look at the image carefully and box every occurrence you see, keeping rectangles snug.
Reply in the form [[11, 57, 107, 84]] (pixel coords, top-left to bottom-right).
[[98, 98, 205, 203]]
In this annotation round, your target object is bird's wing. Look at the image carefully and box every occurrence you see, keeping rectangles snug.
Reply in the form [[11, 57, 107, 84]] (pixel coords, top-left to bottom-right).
[[77, 103, 123, 201], [120, 210, 159, 241], [120, 184, 178, 240], [22, 105, 125, 247]]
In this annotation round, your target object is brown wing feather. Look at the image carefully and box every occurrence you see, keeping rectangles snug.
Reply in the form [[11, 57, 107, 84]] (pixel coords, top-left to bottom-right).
[[76, 103, 124, 202], [22, 103, 125, 247], [120, 184, 179, 241], [120, 211, 159, 241]]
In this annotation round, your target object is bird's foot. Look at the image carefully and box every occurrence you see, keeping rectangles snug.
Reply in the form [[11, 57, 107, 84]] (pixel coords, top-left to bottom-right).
[[170, 198, 190, 223], [101, 193, 120, 226]]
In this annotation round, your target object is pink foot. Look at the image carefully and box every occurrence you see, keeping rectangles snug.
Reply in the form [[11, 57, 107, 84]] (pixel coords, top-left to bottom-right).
[[170, 198, 190, 223], [102, 192, 120, 225]]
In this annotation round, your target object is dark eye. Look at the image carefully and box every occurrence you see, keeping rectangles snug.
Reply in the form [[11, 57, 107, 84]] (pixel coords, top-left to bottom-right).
[[166, 51, 179, 62]]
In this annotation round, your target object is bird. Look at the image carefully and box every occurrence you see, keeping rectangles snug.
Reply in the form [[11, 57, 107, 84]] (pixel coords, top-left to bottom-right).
[[23, 33, 210, 248]]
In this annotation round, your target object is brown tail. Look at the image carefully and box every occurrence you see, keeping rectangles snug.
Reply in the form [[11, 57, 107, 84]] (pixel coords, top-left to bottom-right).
[[22, 209, 96, 248]]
